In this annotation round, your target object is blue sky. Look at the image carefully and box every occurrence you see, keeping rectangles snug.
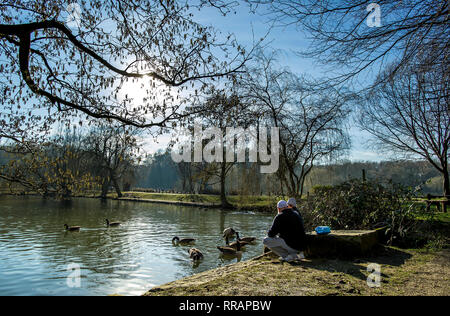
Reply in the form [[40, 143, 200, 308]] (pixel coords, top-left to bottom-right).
[[144, 4, 386, 162], [2, 2, 386, 162]]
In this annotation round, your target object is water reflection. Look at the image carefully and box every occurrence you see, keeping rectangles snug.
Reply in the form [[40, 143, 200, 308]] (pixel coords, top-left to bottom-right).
[[0, 195, 274, 296]]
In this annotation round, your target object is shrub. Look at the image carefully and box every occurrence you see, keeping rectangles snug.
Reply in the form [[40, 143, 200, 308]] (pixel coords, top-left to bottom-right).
[[299, 179, 429, 246]]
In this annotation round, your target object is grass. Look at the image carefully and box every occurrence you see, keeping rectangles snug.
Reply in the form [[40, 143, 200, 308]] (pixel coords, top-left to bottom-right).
[[121, 192, 221, 204], [119, 191, 286, 212], [0, 189, 290, 212], [416, 211, 450, 223], [144, 247, 450, 296]]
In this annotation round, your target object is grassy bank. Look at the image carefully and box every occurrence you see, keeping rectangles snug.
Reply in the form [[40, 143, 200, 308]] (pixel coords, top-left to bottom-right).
[[119, 191, 283, 212], [0, 189, 285, 212], [144, 247, 449, 296]]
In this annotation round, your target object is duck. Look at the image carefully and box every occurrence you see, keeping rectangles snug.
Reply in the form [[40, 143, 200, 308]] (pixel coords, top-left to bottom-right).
[[223, 227, 236, 239], [106, 219, 121, 227], [217, 237, 242, 255], [64, 224, 81, 232], [188, 248, 204, 261], [172, 236, 196, 245]]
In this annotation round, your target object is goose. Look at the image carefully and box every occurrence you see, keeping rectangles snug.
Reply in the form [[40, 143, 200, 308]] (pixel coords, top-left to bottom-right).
[[237, 232, 257, 243], [228, 232, 250, 248], [64, 224, 81, 232], [106, 219, 121, 227], [223, 227, 236, 239], [188, 248, 204, 261], [172, 236, 196, 245], [217, 237, 242, 255]]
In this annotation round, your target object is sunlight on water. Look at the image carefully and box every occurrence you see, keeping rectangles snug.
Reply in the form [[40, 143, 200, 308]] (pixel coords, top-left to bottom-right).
[[0, 196, 274, 296]]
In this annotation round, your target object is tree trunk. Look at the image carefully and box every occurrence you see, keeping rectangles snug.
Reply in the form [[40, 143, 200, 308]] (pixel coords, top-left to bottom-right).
[[443, 167, 449, 213], [188, 174, 193, 194], [112, 176, 122, 198], [220, 162, 232, 209], [101, 178, 110, 199]]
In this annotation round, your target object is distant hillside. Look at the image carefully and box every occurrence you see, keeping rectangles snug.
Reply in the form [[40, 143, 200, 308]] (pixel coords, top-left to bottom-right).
[[303, 160, 442, 195]]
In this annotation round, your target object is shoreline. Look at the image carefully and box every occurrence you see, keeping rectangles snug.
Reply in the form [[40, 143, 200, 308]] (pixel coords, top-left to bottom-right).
[[143, 247, 450, 296], [114, 196, 274, 213], [115, 192, 276, 213], [1, 191, 448, 296], [115, 196, 222, 209], [0, 191, 275, 213]]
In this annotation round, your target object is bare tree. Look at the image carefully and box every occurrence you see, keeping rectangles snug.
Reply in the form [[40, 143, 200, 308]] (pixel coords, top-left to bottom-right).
[[358, 52, 449, 199], [177, 161, 194, 193], [245, 0, 448, 85], [0, 128, 94, 198], [85, 125, 141, 199], [239, 52, 351, 197], [0, 0, 256, 150], [190, 89, 257, 207]]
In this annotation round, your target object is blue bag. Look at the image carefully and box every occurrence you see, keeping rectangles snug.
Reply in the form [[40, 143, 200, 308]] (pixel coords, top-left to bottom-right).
[[315, 226, 331, 235]]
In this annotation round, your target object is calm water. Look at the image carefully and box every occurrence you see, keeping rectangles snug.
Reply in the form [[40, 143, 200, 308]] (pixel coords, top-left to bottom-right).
[[0, 195, 274, 296]]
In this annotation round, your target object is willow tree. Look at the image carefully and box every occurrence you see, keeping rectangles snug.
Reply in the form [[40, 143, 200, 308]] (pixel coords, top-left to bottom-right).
[[0, 0, 253, 149]]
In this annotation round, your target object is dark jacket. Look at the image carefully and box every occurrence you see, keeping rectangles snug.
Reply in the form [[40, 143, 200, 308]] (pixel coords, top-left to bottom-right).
[[268, 208, 306, 251], [291, 207, 305, 228]]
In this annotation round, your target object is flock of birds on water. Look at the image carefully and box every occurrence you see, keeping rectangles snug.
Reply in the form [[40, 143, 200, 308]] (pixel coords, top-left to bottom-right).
[[173, 227, 257, 261], [64, 222, 257, 262]]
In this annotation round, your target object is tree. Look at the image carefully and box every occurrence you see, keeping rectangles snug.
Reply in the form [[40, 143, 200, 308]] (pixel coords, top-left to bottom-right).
[[0, 0, 255, 150], [245, 0, 448, 86], [358, 52, 449, 199], [177, 161, 194, 193], [239, 52, 351, 197], [190, 89, 257, 207], [85, 125, 141, 199], [0, 128, 95, 198]]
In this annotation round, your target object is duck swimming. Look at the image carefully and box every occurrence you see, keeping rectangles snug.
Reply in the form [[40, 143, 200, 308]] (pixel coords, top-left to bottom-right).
[[217, 237, 242, 255], [106, 219, 121, 227], [228, 232, 250, 248], [222, 227, 236, 239], [237, 232, 256, 243], [64, 224, 81, 232], [172, 236, 196, 245], [188, 248, 204, 261]]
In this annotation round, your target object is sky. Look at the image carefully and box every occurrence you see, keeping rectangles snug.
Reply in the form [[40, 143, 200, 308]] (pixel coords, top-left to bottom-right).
[[1, 2, 386, 163], [144, 3, 386, 162]]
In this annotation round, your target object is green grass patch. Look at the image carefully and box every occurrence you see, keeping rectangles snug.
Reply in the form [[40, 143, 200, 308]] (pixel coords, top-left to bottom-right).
[[415, 211, 450, 223], [118, 191, 294, 212]]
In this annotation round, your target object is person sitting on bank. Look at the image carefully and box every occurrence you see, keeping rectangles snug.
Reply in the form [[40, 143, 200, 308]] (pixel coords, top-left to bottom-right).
[[263, 200, 306, 262], [287, 197, 306, 259], [287, 197, 305, 228]]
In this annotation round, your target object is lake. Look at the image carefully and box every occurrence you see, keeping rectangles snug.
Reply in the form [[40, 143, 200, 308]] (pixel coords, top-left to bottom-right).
[[0, 195, 275, 296]]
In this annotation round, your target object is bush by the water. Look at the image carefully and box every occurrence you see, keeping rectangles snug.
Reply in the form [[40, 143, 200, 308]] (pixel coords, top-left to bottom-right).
[[299, 179, 441, 247]]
